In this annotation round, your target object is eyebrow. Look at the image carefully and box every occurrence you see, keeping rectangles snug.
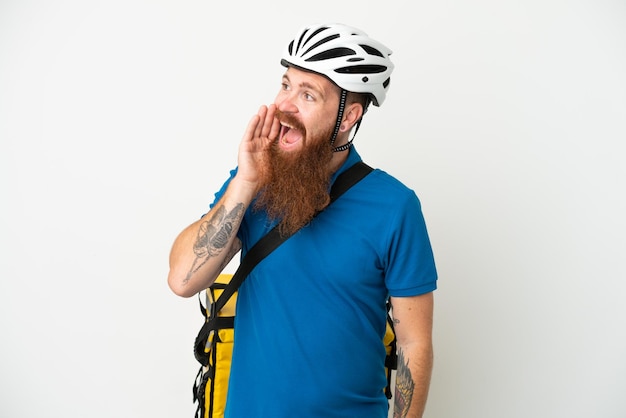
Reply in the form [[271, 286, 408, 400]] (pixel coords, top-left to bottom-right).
[[282, 74, 326, 100]]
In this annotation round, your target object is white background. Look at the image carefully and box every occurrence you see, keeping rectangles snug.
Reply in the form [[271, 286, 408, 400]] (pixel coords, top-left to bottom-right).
[[1, 1, 625, 417]]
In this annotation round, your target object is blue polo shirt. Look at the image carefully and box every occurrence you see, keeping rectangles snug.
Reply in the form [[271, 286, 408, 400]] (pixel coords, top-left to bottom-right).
[[210, 147, 437, 418]]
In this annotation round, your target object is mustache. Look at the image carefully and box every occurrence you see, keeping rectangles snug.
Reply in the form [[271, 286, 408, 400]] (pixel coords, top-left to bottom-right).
[[275, 109, 306, 134]]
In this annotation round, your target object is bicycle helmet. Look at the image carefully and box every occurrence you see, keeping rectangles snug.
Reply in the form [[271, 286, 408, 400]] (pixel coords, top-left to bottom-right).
[[281, 23, 394, 107]]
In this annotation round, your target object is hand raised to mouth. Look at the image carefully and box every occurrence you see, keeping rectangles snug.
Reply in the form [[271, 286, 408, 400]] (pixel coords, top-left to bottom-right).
[[235, 104, 281, 194]]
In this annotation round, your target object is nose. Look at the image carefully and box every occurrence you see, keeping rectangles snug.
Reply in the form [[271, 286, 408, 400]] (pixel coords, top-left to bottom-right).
[[275, 92, 298, 113]]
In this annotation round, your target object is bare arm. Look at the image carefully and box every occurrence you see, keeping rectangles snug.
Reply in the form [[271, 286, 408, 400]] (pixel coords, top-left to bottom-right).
[[167, 105, 280, 297], [390, 292, 434, 418]]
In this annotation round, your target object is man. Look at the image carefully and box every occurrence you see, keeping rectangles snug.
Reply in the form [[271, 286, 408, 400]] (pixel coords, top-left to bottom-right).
[[168, 23, 438, 418]]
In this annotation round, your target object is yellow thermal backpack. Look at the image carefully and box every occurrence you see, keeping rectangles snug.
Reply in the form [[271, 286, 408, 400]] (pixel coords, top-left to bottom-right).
[[193, 274, 237, 418]]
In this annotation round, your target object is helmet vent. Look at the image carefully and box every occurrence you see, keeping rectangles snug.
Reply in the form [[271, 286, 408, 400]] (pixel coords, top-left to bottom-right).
[[335, 64, 388, 74], [361, 44, 385, 58], [299, 26, 330, 52], [302, 34, 341, 57], [307, 47, 355, 62], [295, 30, 307, 53]]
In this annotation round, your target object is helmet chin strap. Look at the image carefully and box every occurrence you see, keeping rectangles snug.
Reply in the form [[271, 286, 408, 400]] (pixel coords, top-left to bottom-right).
[[330, 90, 348, 153], [330, 89, 367, 153]]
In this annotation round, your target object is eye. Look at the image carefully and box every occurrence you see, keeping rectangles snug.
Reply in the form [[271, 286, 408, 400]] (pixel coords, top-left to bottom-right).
[[281, 82, 290, 92], [303, 92, 315, 101]]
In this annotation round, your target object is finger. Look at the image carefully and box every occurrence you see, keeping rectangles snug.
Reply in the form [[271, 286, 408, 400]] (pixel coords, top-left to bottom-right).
[[260, 104, 276, 138], [243, 114, 260, 142], [269, 113, 280, 140], [254, 106, 268, 138]]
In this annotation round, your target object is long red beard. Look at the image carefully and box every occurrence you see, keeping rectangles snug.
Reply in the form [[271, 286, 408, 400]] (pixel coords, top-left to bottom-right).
[[253, 111, 334, 236]]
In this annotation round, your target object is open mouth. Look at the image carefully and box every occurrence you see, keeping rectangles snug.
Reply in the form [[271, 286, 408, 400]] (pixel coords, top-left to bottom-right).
[[275, 110, 306, 149], [278, 122, 303, 147], [279, 122, 291, 138]]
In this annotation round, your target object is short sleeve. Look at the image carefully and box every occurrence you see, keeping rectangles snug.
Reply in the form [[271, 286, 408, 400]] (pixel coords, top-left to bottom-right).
[[384, 191, 438, 297]]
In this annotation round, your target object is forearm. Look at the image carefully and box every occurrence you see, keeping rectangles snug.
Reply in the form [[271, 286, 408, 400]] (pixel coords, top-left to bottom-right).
[[394, 341, 434, 418], [390, 292, 435, 418], [167, 177, 256, 297]]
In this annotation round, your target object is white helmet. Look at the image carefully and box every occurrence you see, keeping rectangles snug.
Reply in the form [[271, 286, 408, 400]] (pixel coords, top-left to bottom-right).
[[281, 23, 394, 107]]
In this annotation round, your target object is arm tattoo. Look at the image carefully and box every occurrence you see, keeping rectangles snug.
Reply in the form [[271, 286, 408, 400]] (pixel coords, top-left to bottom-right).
[[218, 238, 242, 271], [394, 348, 415, 418], [183, 203, 244, 284]]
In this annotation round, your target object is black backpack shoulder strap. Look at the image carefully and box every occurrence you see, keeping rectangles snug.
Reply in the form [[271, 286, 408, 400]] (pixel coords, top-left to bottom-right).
[[211, 160, 373, 314], [329, 160, 373, 201]]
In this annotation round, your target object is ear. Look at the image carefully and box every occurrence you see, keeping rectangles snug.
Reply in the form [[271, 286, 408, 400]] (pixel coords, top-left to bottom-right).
[[339, 102, 364, 132]]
